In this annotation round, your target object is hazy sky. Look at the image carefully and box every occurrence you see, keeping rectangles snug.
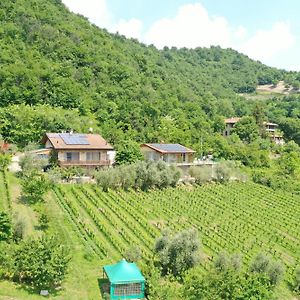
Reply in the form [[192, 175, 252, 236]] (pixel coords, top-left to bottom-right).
[[62, 0, 300, 71]]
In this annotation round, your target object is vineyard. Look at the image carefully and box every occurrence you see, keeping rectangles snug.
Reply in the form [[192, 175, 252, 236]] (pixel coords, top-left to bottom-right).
[[1, 174, 300, 299], [52, 181, 300, 296]]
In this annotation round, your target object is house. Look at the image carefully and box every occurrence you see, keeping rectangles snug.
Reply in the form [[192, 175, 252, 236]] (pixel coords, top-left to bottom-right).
[[42, 133, 114, 168], [140, 143, 196, 165], [224, 117, 284, 145], [224, 117, 241, 137], [102, 259, 145, 300]]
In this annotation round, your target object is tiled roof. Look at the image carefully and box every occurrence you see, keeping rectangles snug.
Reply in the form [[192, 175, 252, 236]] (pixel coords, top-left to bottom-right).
[[224, 117, 241, 124]]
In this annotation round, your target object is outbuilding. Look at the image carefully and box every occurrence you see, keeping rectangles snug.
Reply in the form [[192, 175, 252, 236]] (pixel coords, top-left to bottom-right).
[[103, 259, 145, 299]]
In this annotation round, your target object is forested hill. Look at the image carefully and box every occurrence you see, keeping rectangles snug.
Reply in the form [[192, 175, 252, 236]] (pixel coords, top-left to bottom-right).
[[0, 0, 300, 149]]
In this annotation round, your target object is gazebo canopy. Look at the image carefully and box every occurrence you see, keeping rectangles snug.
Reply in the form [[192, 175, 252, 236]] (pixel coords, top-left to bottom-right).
[[103, 259, 145, 284]]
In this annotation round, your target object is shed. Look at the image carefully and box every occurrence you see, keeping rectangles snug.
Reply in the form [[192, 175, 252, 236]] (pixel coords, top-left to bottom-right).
[[103, 259, 145, 299]]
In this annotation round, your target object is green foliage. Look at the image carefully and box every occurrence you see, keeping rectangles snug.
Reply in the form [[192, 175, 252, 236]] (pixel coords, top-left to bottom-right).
[[184, 268, 275, 300], [154, 228, 200, 277], [0, 0, 298, 154], [19, 152, 48, 173], [94, 161, 181, 192], [0, 104, 99, 148], [11, 236, 70, 290], [294, 266, 300, 294], [115, 140, 143, 165], [0, 153, 11, 171], [143, 262, 183, 300], [250, 253, 285, 286], [0, 211, 11, 241], [12, 214, 26, 242], [277, 151, 300, 177], [38, 213, 49, 230], [21, 170, 50, 203], [214, 251, 242, 273], [124, 246, 141, 263], [189, 165, 212, 184], [232, 116, 260, 143]]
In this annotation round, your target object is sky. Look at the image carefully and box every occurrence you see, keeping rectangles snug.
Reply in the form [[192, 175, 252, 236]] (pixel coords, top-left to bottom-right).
[[61, 0, 300, 71]]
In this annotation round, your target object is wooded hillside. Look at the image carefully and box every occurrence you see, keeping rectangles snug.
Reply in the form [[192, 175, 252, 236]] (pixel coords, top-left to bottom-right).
[[0, 0, 300, 150]]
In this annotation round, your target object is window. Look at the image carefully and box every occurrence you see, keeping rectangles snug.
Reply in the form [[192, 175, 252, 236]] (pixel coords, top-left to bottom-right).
[[66, 152, 72, 161], [182, 153, 186, 162], [113, 283, 142, 296], [65, 152, 79, 161], [86, 152, 101, 161]]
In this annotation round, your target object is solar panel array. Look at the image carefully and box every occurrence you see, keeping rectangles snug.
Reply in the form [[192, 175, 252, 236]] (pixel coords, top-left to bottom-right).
[[59, 133, 90, 145], [150, 143, 190, 152]]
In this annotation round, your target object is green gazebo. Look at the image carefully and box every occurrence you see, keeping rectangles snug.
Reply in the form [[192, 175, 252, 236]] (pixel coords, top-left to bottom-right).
[[103, 259, 145, 299]]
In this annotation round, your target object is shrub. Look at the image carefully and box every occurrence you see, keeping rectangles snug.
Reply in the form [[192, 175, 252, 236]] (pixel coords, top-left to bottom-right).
[[189, 166, 212, 184], [0, 153, 11, 171], [12, 236, 70, 290], [154, 228, 200, 277], [12, 214, 26, 242], [250, 253, 284, 286], [0, 212, 11, 241], [21, 170, 51, 204]]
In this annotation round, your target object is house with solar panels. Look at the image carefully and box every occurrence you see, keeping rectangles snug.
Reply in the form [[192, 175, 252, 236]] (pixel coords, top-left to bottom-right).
[[42, 132, 114, 168], [140, 143, 196, 165]]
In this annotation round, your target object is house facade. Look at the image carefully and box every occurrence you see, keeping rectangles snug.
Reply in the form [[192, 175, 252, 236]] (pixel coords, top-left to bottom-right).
[[140, 143, 196, 165], [42, 133, 114, 168], [224, 117, 284, 145]]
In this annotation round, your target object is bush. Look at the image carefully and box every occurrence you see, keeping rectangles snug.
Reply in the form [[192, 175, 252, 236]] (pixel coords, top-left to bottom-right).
[[250, 253, 284, 286], [0, 212, 12, 241], [94, 161, 181, 192], [124, 246, 141, 262], [21, 170, 50, 204], [214, 161, 235, 183], [39, 213, 49, 230], [189, 166, 212, 184], [12, 214, 26, 242], [214, 251, 242, 273], [115, 140, 143, 165], [12, 236, 70, 290], [0, 153, 11, 171], [294, 266, 300, 293], [19, 152, 48, 173], [154, 228, 200, 277]]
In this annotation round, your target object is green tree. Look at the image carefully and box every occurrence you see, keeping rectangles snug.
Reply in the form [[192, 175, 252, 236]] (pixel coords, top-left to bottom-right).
[[21, 171, 50, 203], [115, 140, 143, 165], [12, 236, 70, 290], [277, 151, 300, 177], [232, 116, 260, 143], [0, 153, 11, 171], [154, 229, 200, 277], [0, 212, 11, 241]]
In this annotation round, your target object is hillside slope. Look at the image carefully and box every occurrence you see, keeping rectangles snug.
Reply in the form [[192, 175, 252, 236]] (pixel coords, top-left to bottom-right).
[[0, 0, 299, 148]]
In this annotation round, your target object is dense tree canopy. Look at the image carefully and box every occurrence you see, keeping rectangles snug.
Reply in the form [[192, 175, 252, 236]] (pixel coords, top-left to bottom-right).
[[0, 0, 300, 153]]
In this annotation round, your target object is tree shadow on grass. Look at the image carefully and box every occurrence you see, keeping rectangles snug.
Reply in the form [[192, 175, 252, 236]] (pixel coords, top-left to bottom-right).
[[15, 282, 61, 297], [98, 278, 110, 300]]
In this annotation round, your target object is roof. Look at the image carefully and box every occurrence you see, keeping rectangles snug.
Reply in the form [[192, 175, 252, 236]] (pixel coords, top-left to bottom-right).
[[264, 121, 278, 126], [224, 117, 241, 124], [43, 133, 113, 150], [141, 143, 195, 154], [103, 259, 145, 284], [225, 118, 278, 127]]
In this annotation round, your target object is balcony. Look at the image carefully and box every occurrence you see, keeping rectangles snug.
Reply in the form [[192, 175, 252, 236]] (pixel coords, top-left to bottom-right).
[[59, 160, 111, 167]]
